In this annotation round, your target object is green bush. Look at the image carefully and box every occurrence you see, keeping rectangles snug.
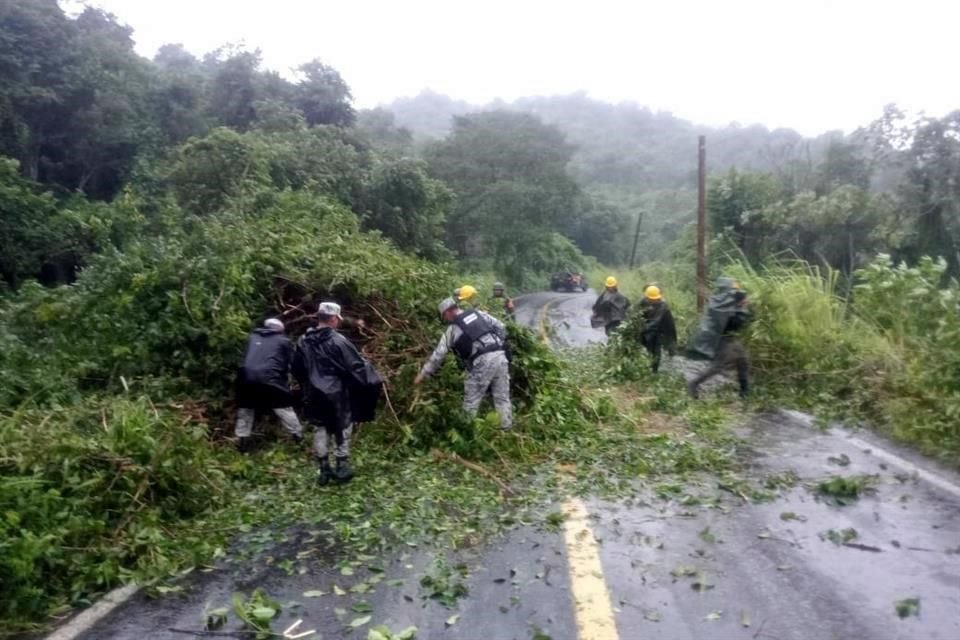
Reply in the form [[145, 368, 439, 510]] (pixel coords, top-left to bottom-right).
[[853, 255, 960, 453], [0, 397, 226, 621], [0, 182, 585, 627], [721, 260, 895, 403]]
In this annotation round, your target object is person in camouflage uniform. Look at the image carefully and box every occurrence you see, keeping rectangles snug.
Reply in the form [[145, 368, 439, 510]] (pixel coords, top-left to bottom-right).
[[687, 278, 753, 399], [414, 297, 513, 431], [491, 282, 515, 320]]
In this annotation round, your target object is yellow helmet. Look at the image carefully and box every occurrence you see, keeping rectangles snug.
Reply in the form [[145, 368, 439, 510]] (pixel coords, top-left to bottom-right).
[[455, 284, 478, 301], [644, 285, 662, 301], [604, 276, 618, 288]]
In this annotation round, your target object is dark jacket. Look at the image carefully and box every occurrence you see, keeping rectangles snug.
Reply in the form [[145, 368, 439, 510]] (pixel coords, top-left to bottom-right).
[[640, 300, 677, 350], [593, 289, 631, 324], [236, 328, 294, 409], [689, 280, 753, 359], [293, 327, 381, 428], [240, 328, 293, 388]]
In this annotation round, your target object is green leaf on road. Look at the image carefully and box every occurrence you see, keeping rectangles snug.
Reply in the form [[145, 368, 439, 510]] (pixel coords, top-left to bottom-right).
[[350, 615, 373, 629], [895, 597, 920, 618], [780, 511, 806, 522], [820, 527, 859, 545], [251, 606, 276, 622]]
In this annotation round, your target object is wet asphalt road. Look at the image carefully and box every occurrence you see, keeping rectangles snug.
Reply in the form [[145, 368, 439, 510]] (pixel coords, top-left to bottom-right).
[[512, 290, 607, 348], [64, 290, 960, 640]]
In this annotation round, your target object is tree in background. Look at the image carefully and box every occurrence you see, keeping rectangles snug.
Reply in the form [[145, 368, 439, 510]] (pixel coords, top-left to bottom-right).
[[359, 158, 452, 260], [897, 111, 960, 273], [204, 46, 261, 130], [814, 140, 870, 196], [0, 1, 152, 198], [707, 169, 782, 261], [150, 44, 209, 145], [425, 111, 587, 280], [294, 59, 355, 127], [356, 108, 414, 155], [0, 0, 79, 182]]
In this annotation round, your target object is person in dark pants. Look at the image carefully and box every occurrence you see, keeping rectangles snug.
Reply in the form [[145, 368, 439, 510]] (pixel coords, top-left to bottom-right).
[[593, 276, 631, 336], [293, 302, 370, 485], [639, 285, 677, 373], [234, 318, 303, 452], [688, 288, 752, 399], [491, 282, 515, 320]]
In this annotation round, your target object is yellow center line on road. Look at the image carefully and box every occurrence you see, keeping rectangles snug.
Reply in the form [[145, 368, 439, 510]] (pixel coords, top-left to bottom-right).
[[538, 299, 557, 344], [562, 498, 620, 640]]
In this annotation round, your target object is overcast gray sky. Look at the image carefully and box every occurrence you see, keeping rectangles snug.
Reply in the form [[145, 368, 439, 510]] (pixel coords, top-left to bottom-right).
[[66, 0, 958, 136]]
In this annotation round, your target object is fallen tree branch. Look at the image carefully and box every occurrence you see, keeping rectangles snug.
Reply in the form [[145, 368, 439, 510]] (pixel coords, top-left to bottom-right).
[[842, 542, 884, 553], [180, 282, 197, 322], [431, 449, 515, 497], [365, 302, 395, 330]]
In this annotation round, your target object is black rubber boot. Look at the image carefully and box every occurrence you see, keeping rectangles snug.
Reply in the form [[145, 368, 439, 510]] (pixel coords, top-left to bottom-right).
[[738, 378, 749, 399], [316, 459, 333, 486], [237, 437, 253, 454], [687, 381, 700, 400], [334, 456, 354, 484]]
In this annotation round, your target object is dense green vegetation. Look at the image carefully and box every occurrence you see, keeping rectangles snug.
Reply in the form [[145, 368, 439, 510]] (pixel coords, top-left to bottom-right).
[[388, 95, 960, 274], [607, 254, 960, 461], [0, 2, 656, 630]]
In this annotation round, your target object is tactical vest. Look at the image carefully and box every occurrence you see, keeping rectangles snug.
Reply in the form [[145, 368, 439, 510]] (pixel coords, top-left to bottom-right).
[[452, 310, 503, 366]]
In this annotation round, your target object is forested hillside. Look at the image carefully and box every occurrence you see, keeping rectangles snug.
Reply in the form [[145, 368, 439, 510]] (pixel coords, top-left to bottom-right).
[[384, 92, 960, 270]]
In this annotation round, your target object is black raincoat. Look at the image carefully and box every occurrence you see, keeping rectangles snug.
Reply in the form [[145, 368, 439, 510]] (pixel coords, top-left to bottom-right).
[[293, 327, 382, 429], [688, 278, 752, 360], [236, 328, 295, 409], [593, 289, 631, 325], [640, 299, 677, 352]]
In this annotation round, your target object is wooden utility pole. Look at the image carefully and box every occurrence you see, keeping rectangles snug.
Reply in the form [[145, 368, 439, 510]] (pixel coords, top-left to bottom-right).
[[697, 135, 707, 313], [628, 210, 644, 269]]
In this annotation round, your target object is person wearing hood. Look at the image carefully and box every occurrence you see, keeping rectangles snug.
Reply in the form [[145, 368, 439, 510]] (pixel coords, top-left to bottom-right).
[[293, 302, 370, 485], [234, 318, 304, 452], [687, 278, 753, 399], [491, 282, 516, 320], [414, 297, 513, 431], [639, 285, 677, 373], [593, 276, 631, 336]]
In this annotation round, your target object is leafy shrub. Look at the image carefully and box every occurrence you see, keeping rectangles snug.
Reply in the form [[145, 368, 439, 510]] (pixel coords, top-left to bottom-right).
[[0, 397, 226, 622], [0, 182, 585, 627], [721, 260, 896, 405], [853, 255, 960, 453]]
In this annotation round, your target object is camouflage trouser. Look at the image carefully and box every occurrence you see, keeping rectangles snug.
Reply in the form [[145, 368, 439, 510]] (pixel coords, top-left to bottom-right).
[[463, 351, 513, 430], [235, 407, 303, 438], [313, 423, 353, 460], [691, 337, 750, 394]]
